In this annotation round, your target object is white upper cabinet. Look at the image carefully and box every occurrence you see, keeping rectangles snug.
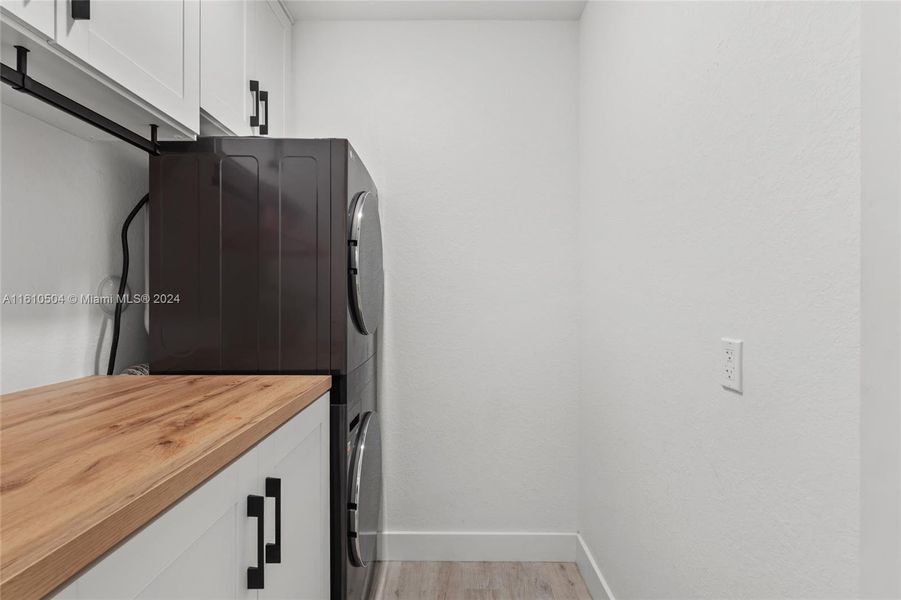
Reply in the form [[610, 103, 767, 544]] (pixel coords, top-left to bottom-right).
[[52, 0, 200, 133], [200, 0, 252, 136], [200, 0, 290, 137], [2, 0, 287, 140], [0, 0, 55, 39], [252, 0, 289, 137]]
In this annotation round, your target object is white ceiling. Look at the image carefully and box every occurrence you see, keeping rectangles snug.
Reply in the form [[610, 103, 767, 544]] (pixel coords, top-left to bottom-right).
[[283, 0, 587, 21]]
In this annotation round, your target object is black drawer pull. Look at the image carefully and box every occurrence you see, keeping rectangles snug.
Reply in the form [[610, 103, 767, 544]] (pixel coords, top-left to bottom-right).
[[265, 477, 282, 563], [249, 80, 260, 127], [71, 0, 90, 20], [259, 90, 269, 135], [247, 494, 265, 589]]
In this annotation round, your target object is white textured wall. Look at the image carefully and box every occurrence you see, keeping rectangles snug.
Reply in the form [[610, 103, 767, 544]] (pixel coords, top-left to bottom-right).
[[292, 20, 580, 533], [860, 3, 901, 597], [1, 105, 148, 393], [578, 3, 861, 598]]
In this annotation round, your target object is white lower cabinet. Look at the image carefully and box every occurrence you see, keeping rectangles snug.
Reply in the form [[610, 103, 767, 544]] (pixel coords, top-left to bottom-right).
[[53, 393, 330, 600], [257, 401, 330, 599]]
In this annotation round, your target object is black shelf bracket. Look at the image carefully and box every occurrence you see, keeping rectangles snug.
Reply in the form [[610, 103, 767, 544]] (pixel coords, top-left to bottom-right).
[[1, 46, 160, 156]]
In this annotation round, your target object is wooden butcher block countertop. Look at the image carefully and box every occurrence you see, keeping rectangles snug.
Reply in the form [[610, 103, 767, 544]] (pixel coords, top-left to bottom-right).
[[0, 374, 331, 600]]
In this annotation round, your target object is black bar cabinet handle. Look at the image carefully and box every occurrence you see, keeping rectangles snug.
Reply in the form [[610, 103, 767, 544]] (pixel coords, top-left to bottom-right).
[[265, 477, 282, 563], [1, 46, 159, 155], [249, 80, 260, 127], [71, 0, 90, 20], [259, 90, 269, 135], [247, 494, 265, 590]]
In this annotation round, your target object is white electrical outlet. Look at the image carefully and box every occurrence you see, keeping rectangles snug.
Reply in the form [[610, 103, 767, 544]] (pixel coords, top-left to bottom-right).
[[721, 338, 743, 392]]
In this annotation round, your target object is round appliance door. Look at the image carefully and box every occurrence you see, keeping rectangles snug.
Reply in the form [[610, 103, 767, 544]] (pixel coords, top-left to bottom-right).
[[348, 191, 384, 335], [348, 411, 382, 568]]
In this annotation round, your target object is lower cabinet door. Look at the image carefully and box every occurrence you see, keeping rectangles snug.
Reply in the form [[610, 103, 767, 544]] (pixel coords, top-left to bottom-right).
[[137, 448, 262, 600], [47, 393, 329, 600], [64, 450, 259, 600], [257, 397, 330, 600], [135, 509, 238, 600]]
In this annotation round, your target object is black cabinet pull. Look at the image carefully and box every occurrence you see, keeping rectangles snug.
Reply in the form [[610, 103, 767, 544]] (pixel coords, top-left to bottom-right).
[[259, 90, 269, 135], [71, 0, 90, 19], [249, 80, 260, 127], [247, 494, 265, 590], [265, 477, 282, 563]]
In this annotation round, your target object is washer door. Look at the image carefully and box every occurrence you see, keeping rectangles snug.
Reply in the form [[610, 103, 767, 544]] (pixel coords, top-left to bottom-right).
[[348, 191, 384, 335], [348, 411, 382, 568]]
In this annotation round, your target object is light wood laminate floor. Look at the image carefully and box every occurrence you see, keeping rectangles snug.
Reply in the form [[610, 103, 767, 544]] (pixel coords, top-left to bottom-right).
[[372, 562, 593, 599]]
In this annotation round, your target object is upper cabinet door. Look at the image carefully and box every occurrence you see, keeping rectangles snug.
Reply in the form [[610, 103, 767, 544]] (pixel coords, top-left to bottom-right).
[[200, 0, 253, 136], [53, 0, 199, 134], [252, 0, 288, 137], [1, 0, 56, 39]]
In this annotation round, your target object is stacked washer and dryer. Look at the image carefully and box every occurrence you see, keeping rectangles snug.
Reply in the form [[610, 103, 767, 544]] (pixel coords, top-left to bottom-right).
[[149, 138, 384, 600]]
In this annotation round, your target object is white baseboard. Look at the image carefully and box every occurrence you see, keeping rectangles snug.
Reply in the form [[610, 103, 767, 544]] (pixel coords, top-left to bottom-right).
[[575, 533, 615, 600], [378, 531, 615, 600], [380, 531, 577, 562]]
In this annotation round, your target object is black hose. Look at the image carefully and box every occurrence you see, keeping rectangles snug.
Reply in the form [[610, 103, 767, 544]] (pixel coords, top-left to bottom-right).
[[107, 193, 149, 376]]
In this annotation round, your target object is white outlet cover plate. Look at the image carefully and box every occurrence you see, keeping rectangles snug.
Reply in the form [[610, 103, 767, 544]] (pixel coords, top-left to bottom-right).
[[721, 338, 743, 393]]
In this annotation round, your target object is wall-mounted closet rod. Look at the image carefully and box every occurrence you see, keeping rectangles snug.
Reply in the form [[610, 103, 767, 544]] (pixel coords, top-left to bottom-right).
[[1, 46, 160, 156]]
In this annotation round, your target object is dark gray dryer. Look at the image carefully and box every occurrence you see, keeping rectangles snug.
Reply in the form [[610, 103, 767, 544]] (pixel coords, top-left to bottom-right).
[[149, 137, 384, 600]]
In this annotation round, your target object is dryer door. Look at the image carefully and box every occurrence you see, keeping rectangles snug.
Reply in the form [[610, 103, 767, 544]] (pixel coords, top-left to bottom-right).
[[348, 191, 384, 335], [348, 411, 382, 568]]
